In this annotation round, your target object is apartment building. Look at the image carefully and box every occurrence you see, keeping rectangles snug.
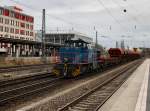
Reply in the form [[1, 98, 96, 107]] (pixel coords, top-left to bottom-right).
[[0, 6, 35, 56], [0, 6, 34, 41]]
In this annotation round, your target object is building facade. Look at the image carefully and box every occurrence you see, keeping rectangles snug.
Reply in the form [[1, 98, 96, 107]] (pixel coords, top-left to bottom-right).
[[0, 6, 34, 40], [40, 31, 93, 56], [0, 6, 35, 57]]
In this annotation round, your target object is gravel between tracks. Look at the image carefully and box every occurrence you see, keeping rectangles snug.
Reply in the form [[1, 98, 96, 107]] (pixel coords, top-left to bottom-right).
[[0, 65, 52, 81], [16, 60, 142, 111]]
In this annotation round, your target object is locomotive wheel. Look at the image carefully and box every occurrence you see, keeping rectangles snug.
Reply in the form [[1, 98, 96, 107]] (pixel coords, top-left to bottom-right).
[[72, 66, 80, 77]]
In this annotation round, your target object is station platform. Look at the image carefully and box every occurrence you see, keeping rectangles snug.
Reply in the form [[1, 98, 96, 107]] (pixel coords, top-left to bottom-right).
[[99, 59, 150, 111]]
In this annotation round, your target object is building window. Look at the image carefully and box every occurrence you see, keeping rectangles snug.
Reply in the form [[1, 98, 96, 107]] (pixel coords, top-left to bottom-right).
[[15, 21, 19, 27], [29, 17, 34, 23], [3, 9, 9, 16], [4, 27, 9, 32], [26, 16, 29, 22], [26, 31, 29, 36], [10, 20, 15, 25], [20, 22, 25, 28], [0, 17, 3, 23], [0, 26, 3, 32], [0, 8, 3, 15], [20, 30, 25, 35], [10, 11, 15, 18], [5, 19, 9, 25], [30, 25, 33, 30], [16, 21, 18, 26], [21, 15, 25, 20], [11, 20, 13, 25], [26, 16, 34, 23], [10, 28, 14, 33], [30, 32, 33, 36], [15, 29, 19, 34], [15, 12, 20, 19], [20, 37, 24, 40], [26, 24, 29, 29]]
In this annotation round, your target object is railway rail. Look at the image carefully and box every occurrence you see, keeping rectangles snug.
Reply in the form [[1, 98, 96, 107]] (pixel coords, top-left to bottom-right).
[[0, 72, 53, 90], [58, 60, 141, 111], [0, 76, 62, 105], [0, 64, 51, 73], [0, 59, 143, 111]]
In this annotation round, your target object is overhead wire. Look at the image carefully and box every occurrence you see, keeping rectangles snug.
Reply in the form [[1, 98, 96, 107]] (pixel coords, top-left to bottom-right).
[[111, 0, 141, 26], [111, 0, 150, 47], [96, 0, 130, 32], [123, 0, 149, 28], [10, 0, 121, 34], [10, 0, 142, 44], [9, 0, 94, 29]]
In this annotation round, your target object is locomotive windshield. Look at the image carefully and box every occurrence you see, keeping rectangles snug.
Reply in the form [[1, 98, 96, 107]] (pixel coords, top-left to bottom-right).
[[64, 39, 89, 48]]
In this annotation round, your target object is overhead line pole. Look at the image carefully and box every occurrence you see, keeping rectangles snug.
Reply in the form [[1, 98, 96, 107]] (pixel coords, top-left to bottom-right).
[[42, 9, 46, 61], [95, 31, 98, 48]]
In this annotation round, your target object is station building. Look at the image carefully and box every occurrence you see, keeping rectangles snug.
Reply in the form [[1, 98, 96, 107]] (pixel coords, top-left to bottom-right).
[[35, 30, 93, 56], [45, 31, 93, 45], [0, 6, 35, 57]]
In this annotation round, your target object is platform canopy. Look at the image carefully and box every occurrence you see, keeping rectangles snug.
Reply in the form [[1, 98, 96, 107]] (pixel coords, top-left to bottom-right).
[[0, 37, 63, 47]]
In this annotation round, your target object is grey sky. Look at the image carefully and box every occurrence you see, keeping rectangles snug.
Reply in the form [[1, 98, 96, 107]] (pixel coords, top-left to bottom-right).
[[1, 0, 150, 48]]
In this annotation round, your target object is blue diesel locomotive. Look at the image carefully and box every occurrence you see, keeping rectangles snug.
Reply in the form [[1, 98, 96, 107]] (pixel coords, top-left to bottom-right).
[[52, 39, 101, 77]]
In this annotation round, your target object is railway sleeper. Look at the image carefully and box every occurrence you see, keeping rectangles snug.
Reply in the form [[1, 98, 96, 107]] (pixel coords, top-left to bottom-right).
[[73, 105, 98, 111], [89, 96, 106, 100], [93, 93, 109, 97], [80, 101, 98, 105], [74, 104, 98, 109], [68, 108, 84, 111], [79, 101, 100, 105], [70, 106, 95, 111], [84, 98, 100, 101]]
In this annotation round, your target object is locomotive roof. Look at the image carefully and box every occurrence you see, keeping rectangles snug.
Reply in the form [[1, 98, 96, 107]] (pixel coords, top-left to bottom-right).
[[65, 39, 89, 44]]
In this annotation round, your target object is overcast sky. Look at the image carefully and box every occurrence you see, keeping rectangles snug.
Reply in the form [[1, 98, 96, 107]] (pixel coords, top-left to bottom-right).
[[1, 0, 150, 48]]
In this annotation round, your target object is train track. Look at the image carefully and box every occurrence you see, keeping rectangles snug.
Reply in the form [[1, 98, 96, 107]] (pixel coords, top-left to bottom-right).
[[0, 76, 62, 105], [0, 59, 143, 111], [58, 61, 141, 111], [0, 64, 51, 73], [0, 72, 52, 88]]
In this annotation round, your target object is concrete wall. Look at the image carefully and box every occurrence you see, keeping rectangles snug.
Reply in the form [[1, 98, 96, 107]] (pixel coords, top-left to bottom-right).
[[0, 57, 59, 67]]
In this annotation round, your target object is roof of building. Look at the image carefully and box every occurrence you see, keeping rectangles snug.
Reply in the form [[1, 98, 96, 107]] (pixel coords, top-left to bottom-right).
[[45, 30, 92, 40], [0, 37, 63, 47], [0, 6, 33, 18]]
